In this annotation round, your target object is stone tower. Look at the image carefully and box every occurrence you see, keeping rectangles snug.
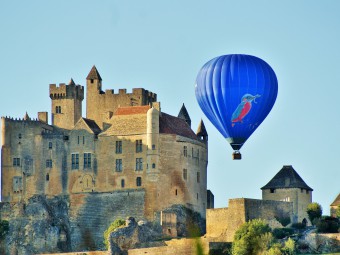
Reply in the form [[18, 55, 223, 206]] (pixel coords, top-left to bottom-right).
[[261, 165, 313, 224], [85, 66, 157, 129], [86, 65, 103, 125], [49, 79, 84, 129]]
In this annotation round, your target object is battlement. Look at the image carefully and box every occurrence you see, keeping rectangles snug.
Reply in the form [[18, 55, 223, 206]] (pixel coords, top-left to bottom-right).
[[99, 87, 157, 100], [49, 82, 84, 100]]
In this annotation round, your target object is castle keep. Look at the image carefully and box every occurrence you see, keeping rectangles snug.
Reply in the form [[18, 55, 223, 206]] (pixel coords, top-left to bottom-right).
[[0, 66, 209, 253]]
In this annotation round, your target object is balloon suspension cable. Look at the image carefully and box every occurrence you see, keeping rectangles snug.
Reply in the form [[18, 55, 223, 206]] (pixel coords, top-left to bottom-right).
[[232, 150, 242, 160]]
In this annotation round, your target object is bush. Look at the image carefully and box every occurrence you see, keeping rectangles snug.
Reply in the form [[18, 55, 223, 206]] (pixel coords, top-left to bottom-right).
[[232, 219, 273, 255], [291, 223, 306, 230], [103, 219, 126, 249], [316, 216, 339, 233], [272, 228, 294, 239], [306, 203, 322, 224]]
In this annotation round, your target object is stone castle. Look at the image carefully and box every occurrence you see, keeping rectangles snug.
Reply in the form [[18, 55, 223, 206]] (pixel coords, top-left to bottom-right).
[[0, 66, 210, 253], [0, 66, 318, 255]]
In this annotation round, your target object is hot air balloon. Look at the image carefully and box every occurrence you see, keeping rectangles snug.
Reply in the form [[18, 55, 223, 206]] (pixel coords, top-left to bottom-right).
[[195, 54, 278, 160]]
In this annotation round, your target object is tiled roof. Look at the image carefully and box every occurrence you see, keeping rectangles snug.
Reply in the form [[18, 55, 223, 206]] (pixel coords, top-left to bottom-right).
[[115, 105, 151, 115], [261, 165, 313, 191], [196, 119, 207, 136], [86, 65, 102, 81], [160, 112, 198, 140], [331, 193, 340, 206], [82, 118, 101, 134]]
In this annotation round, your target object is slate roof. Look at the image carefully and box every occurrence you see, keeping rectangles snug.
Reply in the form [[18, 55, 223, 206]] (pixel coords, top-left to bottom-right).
[[178, 103, 191, 126], [86, 65, 102, 81], [160, 112, 198, 140], [261, 165, 313, 191], [196, 119, 208, 136], [68, 78, 75, 85], [82, 118, 101, 135], [115, 105, 150, 115], [331, 193, 340, 206]]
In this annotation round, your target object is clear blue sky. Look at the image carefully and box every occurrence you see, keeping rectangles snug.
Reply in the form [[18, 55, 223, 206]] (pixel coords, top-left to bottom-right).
[[0, 1, 339, 214]]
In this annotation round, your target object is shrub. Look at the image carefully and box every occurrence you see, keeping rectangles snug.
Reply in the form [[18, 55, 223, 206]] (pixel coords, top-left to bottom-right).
[[291, 223, 306, 230], [103, 219, 126, 249], [272, 228, 294, 239], [306, 203, 322, 224], [316, 216, 339, 233], [232, 219, 273, 255]]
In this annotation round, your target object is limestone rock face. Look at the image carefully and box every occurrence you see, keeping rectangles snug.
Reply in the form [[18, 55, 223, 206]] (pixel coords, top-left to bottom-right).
[[109, 217, 163, 255], [0, 195, 71, 255]]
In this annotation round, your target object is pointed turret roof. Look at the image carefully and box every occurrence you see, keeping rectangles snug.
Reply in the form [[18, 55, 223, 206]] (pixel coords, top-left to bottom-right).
[[68, 78, 75, 85], [331, 193, 340, 206], [23, 112, 30, 121], [86, 65, 102, 81], [261, 165, 313, 191], [196, 119, 208, 137], [178, 103, 191, 127]]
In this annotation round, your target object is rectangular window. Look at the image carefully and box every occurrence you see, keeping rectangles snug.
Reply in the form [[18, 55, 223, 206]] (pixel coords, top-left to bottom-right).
[[116, 141, 122, 154], [136, 139, 143, 153], [183, 146, 187, 157], [71, 153, 79, 169], [183, 169, 187, 180], [13, 176, 23, 192], [84, 153, 91, 169], [136, 158, 143, 171], [48, 142, 52, 149], [136, 177, 142, 187], [197, 172, 200, 183], [115, 159, 122, 172], [13, 158, 21, 167], [56, 106, 61, 114], [46, 159, 53, 168]]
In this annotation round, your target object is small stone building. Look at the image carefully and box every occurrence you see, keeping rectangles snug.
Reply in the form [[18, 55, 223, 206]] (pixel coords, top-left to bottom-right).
[[330, 193, 340, 217], [261, 165, 313, 225]]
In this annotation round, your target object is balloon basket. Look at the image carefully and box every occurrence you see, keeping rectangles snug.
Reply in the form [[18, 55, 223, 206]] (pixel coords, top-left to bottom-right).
[[232, 151, 242, 160]]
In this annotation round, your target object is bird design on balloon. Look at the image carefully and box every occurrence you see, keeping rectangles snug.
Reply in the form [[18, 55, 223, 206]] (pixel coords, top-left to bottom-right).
[[231, 94, 261, 127]]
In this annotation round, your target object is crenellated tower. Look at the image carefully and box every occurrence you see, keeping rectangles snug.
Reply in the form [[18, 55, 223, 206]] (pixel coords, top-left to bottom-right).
[[49, 79, 84, 129], [85, 65, 157, 129]]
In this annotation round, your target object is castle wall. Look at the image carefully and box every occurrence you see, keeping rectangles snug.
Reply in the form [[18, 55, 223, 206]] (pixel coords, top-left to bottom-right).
[[262, 188, 311, 224], [1, 118, 55, 202], [86, 84, 156, 129], [206, 198, 293, 242]]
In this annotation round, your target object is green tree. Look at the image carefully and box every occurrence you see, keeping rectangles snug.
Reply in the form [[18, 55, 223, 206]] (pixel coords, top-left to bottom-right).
[[232, 219, 272, 255], [306, 202, 322, 224], [103, 219, 126, 249]]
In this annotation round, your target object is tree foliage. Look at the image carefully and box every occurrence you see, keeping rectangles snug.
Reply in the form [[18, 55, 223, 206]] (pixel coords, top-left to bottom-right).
[[315, 216, 339, 233], [103, 219, 126, 249], [232, 219, 272, 255], [232, 219, 296, 255], [306, 202, 322, 224]]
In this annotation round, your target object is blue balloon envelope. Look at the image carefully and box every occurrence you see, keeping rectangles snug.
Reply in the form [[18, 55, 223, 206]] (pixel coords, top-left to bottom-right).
[[195, 54, 278, 151]]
